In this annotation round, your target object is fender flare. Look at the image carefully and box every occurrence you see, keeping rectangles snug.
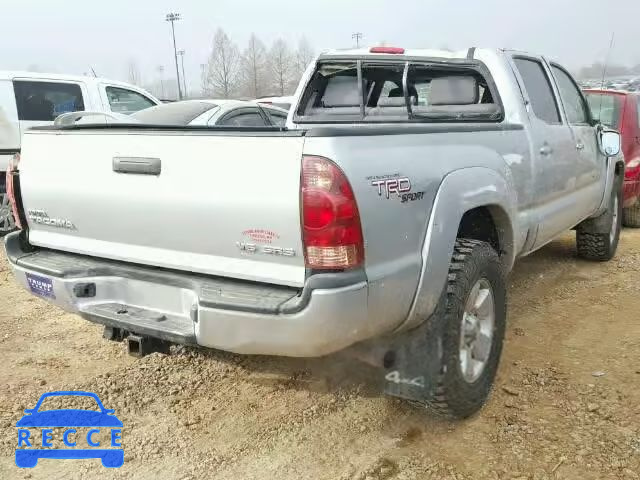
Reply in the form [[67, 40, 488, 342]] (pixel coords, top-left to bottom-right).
[[591, 155, 625, 218], [398, 167, 517, 332], [579, 157, 625, 233]]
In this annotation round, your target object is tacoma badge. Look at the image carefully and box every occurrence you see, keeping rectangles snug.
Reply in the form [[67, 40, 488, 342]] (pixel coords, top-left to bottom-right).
[[27, 209, 76, 230]]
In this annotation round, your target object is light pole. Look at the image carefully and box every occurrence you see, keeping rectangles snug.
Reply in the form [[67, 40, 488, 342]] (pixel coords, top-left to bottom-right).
[[352, 32, 363, 48], [200, 63, 208, 97], [157, 65, 165, 98], [165, 12, 183, 100], [178, 50, 187, 98]]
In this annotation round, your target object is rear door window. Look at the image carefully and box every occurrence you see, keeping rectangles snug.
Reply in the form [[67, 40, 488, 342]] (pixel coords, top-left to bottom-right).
[[105, 86, 156, 114], [262, 107, 288, 126], [513, 58, 561, 124], [217, 109, 268, 126], [13, 80, 85, 121]]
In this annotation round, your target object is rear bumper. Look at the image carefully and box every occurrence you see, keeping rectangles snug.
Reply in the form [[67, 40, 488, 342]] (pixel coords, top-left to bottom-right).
[[4, 232, 372, 357]]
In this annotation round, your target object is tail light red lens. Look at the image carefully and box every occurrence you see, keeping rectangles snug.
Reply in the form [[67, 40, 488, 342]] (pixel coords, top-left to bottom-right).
[[301, 155, 364, 269], [6, 154, 22, 230]]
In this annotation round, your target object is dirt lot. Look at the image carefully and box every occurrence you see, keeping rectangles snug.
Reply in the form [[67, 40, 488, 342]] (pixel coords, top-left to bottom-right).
[[0, 230, 639, 480]]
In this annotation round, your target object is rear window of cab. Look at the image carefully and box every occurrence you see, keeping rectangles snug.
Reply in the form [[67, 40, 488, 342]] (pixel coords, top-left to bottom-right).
[[295, 60, 502, 123]]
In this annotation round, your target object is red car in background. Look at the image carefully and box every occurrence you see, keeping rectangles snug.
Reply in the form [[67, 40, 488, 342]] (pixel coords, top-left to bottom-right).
[[585, 90, 640, 226]]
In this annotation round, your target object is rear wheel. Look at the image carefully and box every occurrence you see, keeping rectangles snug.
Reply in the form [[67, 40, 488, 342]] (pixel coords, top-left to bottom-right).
[[422, 238, 506, 418], [623, 204, 640, 228], [0, 179, 17, 236]]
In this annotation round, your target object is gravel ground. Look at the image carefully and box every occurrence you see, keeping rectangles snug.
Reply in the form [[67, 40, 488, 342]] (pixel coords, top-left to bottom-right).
[[0, 230, 639, 479]]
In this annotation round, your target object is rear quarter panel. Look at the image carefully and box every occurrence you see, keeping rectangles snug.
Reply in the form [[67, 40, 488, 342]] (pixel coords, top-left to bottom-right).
[[303, 125, 529, 333]]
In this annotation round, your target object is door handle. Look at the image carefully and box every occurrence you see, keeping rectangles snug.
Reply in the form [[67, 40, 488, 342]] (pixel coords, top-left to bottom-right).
[[113, 157, 161, 175], [576, 142, 585, 151], [539, 145, 553, 156]]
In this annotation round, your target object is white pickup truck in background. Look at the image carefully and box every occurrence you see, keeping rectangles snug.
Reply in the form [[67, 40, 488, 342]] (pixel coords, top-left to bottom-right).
[[0, 71, 160, 233]]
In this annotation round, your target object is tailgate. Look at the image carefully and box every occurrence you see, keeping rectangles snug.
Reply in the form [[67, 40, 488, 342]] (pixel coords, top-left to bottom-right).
[[19, 129, 307, 287]]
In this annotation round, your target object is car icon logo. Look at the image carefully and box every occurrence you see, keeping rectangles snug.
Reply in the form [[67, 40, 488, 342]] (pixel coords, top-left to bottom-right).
[[15, 391, 124, 468]]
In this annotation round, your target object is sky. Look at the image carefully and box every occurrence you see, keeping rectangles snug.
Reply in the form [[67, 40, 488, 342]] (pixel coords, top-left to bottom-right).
[[2, 0, 639, 95]]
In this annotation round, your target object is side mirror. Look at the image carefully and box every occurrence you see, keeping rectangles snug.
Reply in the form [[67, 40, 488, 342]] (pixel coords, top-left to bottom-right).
[[599, 129, 621, 157]]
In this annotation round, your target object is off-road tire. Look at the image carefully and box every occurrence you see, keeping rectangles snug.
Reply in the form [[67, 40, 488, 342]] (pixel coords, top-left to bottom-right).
[[623, 205, 640, 228], [424, 238, 506, 419], [0, 177, 17, 237], [576, 179, 622, 261]]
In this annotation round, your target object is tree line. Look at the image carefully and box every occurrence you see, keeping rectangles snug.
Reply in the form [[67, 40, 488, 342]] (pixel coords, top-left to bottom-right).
[[203, 29, 314, 99], [577, 62, 640, 80]]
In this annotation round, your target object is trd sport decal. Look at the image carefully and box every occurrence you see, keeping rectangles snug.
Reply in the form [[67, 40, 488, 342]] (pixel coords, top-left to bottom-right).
[[367, 174, 425, 204]]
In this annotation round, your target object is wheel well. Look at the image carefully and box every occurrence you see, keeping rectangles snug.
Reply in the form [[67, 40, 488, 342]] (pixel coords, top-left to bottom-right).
[[457, 206, 508, 256]]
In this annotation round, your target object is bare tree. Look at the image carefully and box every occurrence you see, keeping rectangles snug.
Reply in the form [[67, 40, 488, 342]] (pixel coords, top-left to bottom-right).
[[294, 37, 315, 79], [240, 34, 268, 99], [268, 38, 294, 96], [206, 28, 241, 99], [127, 60, 141, 85]]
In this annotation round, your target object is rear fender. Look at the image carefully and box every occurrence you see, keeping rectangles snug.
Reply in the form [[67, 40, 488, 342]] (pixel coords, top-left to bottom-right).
[[398, 167, 516, 332]]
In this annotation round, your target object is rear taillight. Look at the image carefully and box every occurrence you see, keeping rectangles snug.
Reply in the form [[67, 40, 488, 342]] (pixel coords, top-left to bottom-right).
[[6, 153, 23, 230], [301, 155, 364, 269]]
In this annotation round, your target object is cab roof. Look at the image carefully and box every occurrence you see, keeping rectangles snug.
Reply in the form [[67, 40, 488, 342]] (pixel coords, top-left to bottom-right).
[[0, 70, 155, 94]]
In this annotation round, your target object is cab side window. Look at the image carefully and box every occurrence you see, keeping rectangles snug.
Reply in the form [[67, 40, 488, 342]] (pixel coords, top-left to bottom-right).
[[106, 87, 156, 114], [551, 66, 589, 125], [513, 58, 561, 124]]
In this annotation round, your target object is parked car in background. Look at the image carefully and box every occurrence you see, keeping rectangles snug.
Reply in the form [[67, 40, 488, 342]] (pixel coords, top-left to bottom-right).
[[585, 89, 640, 226], [5, 47, 622, 419], [255, 95, 294, 111], [129, 99, 288, 126], [0, 71, 160, 234]]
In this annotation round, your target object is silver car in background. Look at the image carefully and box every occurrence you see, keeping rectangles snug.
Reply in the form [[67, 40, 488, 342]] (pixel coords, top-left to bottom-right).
[[130, 99, 288, 127]]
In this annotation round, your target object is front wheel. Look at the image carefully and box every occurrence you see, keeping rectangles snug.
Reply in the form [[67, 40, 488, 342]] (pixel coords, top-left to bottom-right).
[[423, 238, 506, 418]]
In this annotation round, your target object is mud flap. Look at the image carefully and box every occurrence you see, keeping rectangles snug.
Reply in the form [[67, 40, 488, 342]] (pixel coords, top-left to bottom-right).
[[383, 295, 446, 403]]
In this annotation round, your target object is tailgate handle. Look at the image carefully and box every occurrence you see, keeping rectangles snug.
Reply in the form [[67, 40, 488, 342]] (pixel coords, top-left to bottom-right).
[[113, 157, 161, 175]]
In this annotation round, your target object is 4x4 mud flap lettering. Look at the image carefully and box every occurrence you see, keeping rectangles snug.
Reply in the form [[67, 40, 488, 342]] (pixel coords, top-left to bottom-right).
[[382, 296, 446, 403]]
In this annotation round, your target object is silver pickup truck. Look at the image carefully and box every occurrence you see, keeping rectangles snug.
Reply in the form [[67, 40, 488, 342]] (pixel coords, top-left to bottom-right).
[[4, 47, 623, 418]]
